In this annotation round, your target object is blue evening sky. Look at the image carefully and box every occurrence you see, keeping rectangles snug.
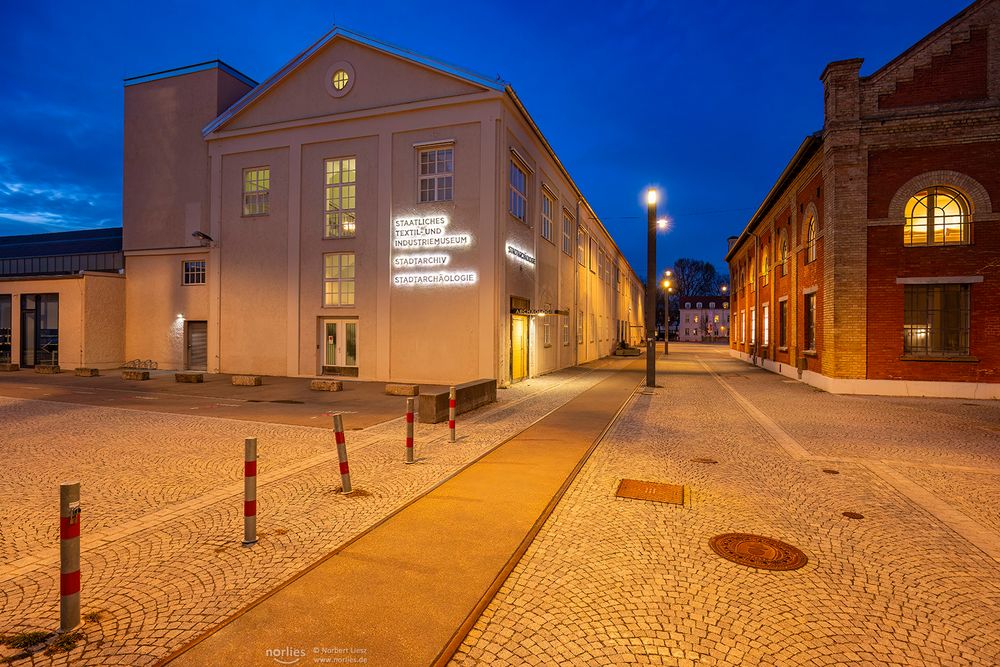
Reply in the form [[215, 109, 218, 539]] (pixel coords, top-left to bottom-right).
[[0, 0, 971, 277]]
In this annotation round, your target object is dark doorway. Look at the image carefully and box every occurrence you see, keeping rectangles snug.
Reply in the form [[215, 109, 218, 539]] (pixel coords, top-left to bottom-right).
[[20, 294, 59, 367], [186, 320, 208, 371], [0, 295, 11, 363]]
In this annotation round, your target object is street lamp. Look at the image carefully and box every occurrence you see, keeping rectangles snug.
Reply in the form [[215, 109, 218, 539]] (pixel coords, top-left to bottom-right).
[[645, 188, 657, 388], [662, 275, 672, 356]]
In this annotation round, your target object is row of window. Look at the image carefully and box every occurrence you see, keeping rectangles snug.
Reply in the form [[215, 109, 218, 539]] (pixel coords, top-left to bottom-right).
[[737, 284, 970, 357], [683, 301, 728, 310], [734, 184, 974, 293], [240, 145, 456, 227], [240, 153, 630, 293]]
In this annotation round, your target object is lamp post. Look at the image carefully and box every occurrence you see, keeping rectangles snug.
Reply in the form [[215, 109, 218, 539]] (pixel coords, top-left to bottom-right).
[[662, 272, 672, 356], [645, 189, 657, 388]]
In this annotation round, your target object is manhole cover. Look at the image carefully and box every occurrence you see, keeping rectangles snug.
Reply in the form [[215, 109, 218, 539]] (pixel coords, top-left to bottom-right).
[[691, 458, 718, 464], [842, 511, 864, 520], [708, 533, 808, 571], [822, 469, 839, 475], [615, 479, 684, 505]]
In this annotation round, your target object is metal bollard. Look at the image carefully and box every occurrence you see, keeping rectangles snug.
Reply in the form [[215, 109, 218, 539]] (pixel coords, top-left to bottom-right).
[[448, 386, 457, 443], [59, 481, 81, 632], [405, 397, 416, 464], [333, 413, 353, 494], [243, 438, 257, 546]]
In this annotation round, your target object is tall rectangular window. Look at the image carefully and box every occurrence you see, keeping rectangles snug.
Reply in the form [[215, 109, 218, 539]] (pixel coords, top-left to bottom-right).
[[242, 166, 270, 216], [541, 191, 554, 243], [561, 211, 573, 255], [182, 260, 206, 285], [762, 304, 769, 347], [325, 158, 357, 238], [562, 323, 569, 346], [778, 300, 788, 348], [577, 310, 584, 344], [509, 160, 527, 222], [323, 253, 356, 307], [577, 230, 587, 266], [543, 322, 552, 347], [904, 284, 970, 356], [419, 147, 453, 202], [750, 308, 756, 345], [804, 292, 817, 351], [740, 310, 746, 343], [589, 239, 597, 273]]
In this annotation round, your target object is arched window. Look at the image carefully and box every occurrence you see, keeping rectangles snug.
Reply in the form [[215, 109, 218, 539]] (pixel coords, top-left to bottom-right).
[[779, 232, 789, 275], [760, 246, 769, 285], [805, 216, 817, 263], [904, 186, 970, 246]]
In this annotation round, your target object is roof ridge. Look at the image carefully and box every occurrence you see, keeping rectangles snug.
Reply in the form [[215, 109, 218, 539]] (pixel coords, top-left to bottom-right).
[[201, 25, 505, 136]]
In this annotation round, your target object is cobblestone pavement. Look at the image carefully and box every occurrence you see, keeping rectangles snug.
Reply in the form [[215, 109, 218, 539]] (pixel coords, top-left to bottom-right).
[[453, 344, 1000, 666], [0, 362, 616, 665]]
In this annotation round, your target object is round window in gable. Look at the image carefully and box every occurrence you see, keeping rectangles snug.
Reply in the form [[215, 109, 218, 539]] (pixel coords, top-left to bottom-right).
[[325, 61, 356, 98]]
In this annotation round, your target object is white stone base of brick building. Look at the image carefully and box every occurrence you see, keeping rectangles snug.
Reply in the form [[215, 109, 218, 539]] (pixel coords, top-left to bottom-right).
[[730, 350, 1000, 400]]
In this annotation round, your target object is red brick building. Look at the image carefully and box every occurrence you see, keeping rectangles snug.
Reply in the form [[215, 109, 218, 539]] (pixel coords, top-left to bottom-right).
[[727, 0, 1000, 399]]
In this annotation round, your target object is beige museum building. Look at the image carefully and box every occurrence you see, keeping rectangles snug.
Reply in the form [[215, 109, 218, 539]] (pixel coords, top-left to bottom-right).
[[122, 28, 644, 385]]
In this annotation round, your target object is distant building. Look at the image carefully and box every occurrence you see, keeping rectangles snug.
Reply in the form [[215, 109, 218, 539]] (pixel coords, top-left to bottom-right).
[[0, 228, 124, 369], [727, 0, 1000, 399], [678, 296, 729, 342]]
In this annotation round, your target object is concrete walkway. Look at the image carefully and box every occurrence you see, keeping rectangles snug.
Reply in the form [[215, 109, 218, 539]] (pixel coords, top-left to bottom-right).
[[161, 360, 643, 667]]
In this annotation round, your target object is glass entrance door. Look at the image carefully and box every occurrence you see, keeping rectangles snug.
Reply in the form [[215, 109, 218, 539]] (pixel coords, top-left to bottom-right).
[[511, 315, 528, 383], [0, 295, 11, 364], [322, 319, 358, 376], [20, 294, 58, 368]]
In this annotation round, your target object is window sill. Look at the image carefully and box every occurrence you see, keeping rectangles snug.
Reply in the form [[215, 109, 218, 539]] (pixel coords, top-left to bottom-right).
[[900, 355, 979, 363], [241, 213, 271, 219], [322, 235, 357, 240], [803, 350, 818, 357], [777, 346, 788, 352]]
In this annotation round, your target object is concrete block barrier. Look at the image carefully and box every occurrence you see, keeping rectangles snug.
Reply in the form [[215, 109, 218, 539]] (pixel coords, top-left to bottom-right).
[[121, 370, 150, 381], [0, 363, 20, 371], [175, 373, 204, 383], [35, 365, 62, 374], [232, 375, 263, 387], [310, 379, 343, 392], [418, 378, 497, 424], [385, 383, 419, 396], [75, 368, 100, 377]]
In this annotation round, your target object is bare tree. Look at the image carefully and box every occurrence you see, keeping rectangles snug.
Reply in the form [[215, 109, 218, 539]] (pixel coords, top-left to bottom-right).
[[670, 258, 723, 296]]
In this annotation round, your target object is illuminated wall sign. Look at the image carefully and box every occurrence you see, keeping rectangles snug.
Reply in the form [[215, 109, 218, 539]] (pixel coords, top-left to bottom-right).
[[507, 245, 536, 265], [392, 214, 476, 287]]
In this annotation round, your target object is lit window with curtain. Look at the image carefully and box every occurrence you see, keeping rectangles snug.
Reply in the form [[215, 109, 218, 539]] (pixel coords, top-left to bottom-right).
[[323, 253, 355, 307], [324, 158, 357, 238], [904, 186, 970, 246], [242, 167, 270, 216]]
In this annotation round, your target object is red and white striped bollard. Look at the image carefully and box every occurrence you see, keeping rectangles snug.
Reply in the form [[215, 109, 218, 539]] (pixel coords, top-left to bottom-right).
[[243, 438, 257, 546], [405, 397, 416, 464], [448, 386, 457, 443], [333, 414, 353, 494], [59, 481, 81, 632]]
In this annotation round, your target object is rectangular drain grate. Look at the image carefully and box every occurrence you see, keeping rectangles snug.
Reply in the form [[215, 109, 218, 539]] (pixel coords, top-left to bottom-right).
[[616, 479, 685, 505]]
